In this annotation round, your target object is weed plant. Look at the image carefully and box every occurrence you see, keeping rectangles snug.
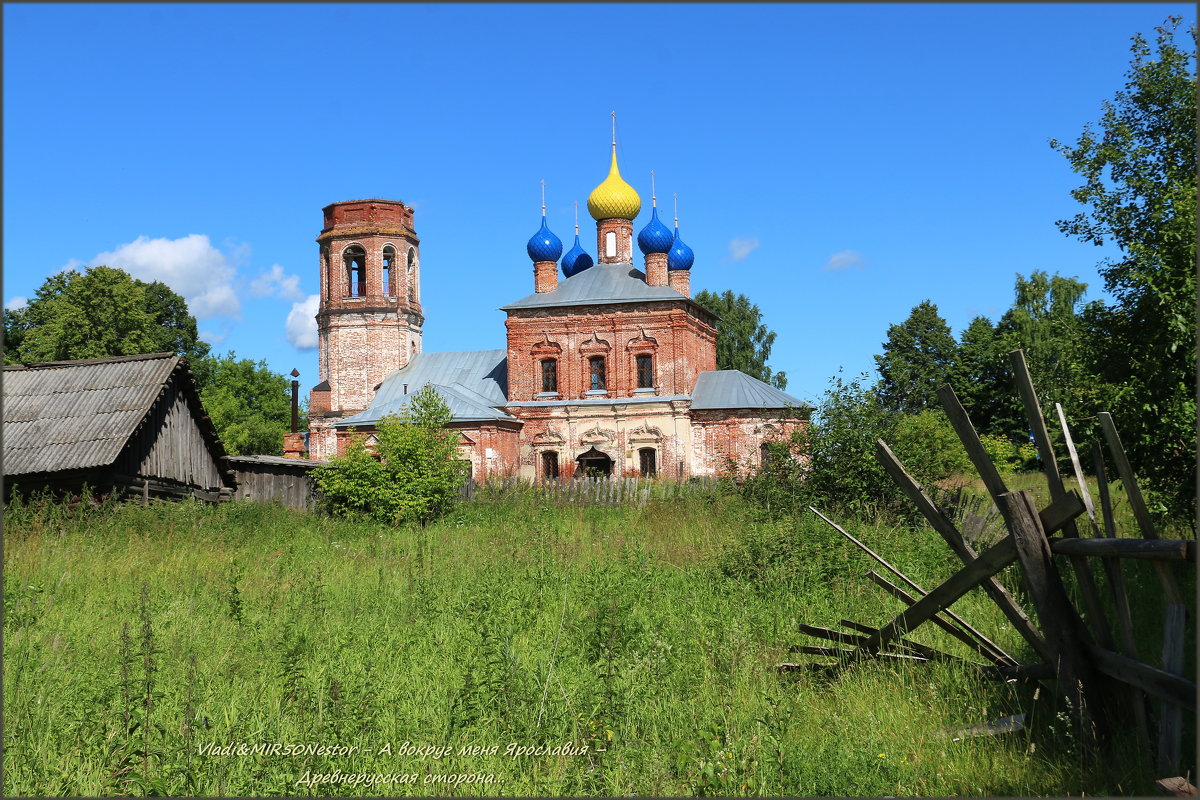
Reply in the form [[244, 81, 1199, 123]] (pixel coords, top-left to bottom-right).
[[2, 487, 1183, 796]]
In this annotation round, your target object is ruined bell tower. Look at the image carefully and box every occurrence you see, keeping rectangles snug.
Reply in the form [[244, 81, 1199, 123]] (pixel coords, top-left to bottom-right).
[[307, 199, 423, 458]]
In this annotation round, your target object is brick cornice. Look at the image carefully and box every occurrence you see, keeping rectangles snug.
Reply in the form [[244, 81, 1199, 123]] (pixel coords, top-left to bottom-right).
[[318, 308, 424, 323], [316, 227, 420, 244]]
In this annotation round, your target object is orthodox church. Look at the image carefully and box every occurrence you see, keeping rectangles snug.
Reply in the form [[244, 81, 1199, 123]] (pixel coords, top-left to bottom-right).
[[302, 132, 806, 480]]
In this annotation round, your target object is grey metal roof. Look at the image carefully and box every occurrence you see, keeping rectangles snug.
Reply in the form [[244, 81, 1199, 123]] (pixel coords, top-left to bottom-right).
[[500, 262, 688, 311], [690, 370, 808, 411], [3, 352, 181, 476], [336, 350, 515, 427]]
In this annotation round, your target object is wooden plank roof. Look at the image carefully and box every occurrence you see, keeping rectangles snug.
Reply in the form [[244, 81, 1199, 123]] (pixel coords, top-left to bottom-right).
[[3, 352, 225, 477]]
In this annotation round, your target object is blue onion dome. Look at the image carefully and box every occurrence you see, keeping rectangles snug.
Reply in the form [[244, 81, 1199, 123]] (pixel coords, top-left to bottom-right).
[[637, 206, 674, 255], [526, 217, 563, 262], [561, 234, 594, 277], [667, 225, 694, 270]]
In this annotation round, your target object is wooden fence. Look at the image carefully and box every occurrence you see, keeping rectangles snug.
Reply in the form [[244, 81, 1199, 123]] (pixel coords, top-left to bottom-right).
[[783, 349, 1195, 786], [461, 474, 722, 506]]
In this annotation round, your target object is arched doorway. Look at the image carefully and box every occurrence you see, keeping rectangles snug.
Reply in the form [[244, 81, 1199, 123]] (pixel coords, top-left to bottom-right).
[[575, 447, 613, 477]]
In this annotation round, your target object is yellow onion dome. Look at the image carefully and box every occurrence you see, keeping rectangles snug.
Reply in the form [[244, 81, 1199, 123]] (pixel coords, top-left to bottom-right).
[[587, 147, 642, 221]]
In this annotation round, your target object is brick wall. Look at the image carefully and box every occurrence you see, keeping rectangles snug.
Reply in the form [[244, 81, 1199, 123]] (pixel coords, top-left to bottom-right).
[[595, 218, 635, 264], [505, 301, 717, 402], [644, 252, 668, 287], [667, 269, 691, 298], [533, 260, 558, 293], [689, 409, 807, 476], [452, 422, 523, 481]]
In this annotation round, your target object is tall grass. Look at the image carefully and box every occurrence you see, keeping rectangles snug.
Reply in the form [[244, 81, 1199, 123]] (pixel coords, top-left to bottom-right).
[[2, 488, 1177, 796]]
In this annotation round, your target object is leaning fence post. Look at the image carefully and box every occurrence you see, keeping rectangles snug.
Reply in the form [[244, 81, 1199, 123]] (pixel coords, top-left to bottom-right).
[[1009, 350, 1114, 651], [996, 489, 1109, 746]]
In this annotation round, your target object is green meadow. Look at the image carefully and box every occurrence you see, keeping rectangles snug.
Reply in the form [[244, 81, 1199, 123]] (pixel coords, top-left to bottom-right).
[[3, 486, 1180, 796]]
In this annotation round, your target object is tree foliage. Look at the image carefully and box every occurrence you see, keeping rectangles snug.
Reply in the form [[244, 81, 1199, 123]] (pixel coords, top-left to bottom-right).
[[998, 270, 1093, 412], [192, 352, 292, 456], [740, 374, 970, 520], [1051, 16, 1197, 518], [312, 386, 467, 525], [693, 289, 787, 389], [873, 300, 958, 414], [948, 315, 1023, 441], [4, 266, 209, 364]]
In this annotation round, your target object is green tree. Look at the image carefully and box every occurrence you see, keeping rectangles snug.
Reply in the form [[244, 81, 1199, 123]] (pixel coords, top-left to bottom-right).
[[693, 289, 787, 388], [5, 266, 209, 364], [949, 315, 1023, 440], [192, 352, 292, 456], [997, 270, 1093, 411], [1050, 17, 1197, 519], [312, 385, 467, 525], [775, 373, 970, 520], [873, 300, 958, 414]]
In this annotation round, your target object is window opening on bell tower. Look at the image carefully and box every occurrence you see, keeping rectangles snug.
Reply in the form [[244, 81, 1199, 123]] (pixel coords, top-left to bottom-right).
[[382, 245, 395, 296], [407, 248, 417, 302], [344, 245, 367, 297]]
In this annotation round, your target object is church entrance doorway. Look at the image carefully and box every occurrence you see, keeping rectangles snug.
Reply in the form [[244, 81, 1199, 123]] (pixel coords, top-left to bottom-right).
[[575, 447, 613, 477]]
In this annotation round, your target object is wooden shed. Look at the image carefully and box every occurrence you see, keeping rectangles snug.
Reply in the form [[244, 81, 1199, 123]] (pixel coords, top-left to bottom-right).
[[3, 352, 234, 501], [223, 454, 326, 511]]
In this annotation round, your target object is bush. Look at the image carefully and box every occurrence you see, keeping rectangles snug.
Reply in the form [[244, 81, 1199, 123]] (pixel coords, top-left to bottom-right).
[[979, 433, 1038, 472], [800, 374, 898, 517], [888, 409, 971, 486], [312, 386, 467, 525], [737, 375, 976, 521]]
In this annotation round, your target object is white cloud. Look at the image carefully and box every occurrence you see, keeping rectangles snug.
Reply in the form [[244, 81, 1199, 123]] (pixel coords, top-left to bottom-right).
[[823, 249, 866, 271], [286, 294, 320, 349], [728, 237, 760, 261], [90, 234, 240, 319], [251, 263, 304, 301], [5, 296, 28, 311]]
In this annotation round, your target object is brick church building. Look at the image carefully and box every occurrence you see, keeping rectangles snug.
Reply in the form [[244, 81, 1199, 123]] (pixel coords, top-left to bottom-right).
[[304, 135, 807, 480]]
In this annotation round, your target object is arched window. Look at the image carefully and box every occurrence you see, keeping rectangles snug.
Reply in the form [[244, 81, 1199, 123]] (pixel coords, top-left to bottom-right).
[[344, 245, 366, 297], [542, 451, 559, 480], [605, 231, 616, 258], [636, 354, 654, 389], [760, 443, 773, 468], [407, 248, 417, 302], [588, 356, 606, 391], [639, 448, 657, 477], [382, 245, 395, 296], [540, 358, 557, 393]]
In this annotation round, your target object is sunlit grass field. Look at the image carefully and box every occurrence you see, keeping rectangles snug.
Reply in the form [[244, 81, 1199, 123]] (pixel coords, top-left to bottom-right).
[[3, 484, 1184, 796]]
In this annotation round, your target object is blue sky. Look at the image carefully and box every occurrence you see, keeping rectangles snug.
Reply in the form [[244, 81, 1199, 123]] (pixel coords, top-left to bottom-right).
[[4, 3, 1193, 406]]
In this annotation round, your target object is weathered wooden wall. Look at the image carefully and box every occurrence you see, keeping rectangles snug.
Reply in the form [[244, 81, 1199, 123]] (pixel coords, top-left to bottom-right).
[[225, 456, 322, 510], [117, 383, 226, 490]]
